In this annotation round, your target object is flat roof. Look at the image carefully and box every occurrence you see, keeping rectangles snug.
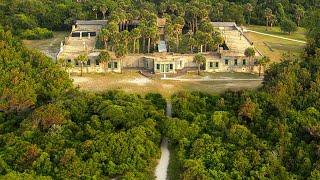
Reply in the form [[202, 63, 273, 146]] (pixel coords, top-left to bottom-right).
[[211, 22, 237, 27], [76, 20, 108, 26]]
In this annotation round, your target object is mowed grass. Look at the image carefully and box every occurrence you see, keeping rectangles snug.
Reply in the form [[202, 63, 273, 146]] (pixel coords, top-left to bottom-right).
[[245, 31, 305, 62], [247, 25, 307, 41], [71, 71, 262, 99]]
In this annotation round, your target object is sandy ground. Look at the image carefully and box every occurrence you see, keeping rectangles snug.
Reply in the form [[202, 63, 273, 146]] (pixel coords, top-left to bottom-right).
[[70, 72, 262, 98], [155, 102, 172, 180]]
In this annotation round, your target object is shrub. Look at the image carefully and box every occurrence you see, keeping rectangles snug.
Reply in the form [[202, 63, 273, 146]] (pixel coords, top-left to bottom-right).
[[280, 19, 298, 34], [21, 28, 53, 40]]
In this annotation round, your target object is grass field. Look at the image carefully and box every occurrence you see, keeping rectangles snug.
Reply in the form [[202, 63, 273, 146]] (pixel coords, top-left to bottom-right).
[[245, 32, 305, 62], [247, 25, 307, 41], [71, 71, 262, 98]]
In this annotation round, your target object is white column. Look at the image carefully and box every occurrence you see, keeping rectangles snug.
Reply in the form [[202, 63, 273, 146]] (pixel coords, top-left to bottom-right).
[[80, 32, 82, 40], [88, 33, 91, 39]]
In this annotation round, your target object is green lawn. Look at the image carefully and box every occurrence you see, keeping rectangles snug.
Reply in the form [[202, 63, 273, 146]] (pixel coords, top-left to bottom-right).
[[245, 31, 305, 62], [247, 25, 307, 41]]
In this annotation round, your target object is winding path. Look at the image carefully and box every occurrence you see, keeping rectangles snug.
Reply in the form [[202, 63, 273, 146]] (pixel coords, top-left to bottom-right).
[[155, 102, 171, 180], [246, 29, 306, 44]]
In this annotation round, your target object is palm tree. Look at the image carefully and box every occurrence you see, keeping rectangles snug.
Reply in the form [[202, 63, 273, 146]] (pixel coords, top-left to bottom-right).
[[215, 3, 223, 21], [100, 28, 109, 49], [244, 3, 253, 25], [145, 26, 157, 53], [131, 28, 141, 53], [264, 8, 273, 31], [193, 53, 206, 75], [244, 47, 255, 72], [75, 54, 88, 77], [173, 23, 183, 51], [121, 30, 130, 52], [115, 44, 127, 73], [97, 51, 111, 74], [100, 5, 108, 20], [295, 7, 304, 27], [195, 31, 207, 53], [92, 5, 98, 19], [257, 56, 271, 77]]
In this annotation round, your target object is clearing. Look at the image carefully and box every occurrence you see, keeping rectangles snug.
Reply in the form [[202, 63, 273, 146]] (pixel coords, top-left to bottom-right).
[[71, 71, 262, 98], [23, 31, 68, 59]]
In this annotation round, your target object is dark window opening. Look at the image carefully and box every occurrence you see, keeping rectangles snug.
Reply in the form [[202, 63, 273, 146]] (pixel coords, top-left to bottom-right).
[[96, 60, 99, 66], [234, 59, 238, 65], [114, 62, 118, 69], [108, 62, 112, 68], [87, 60, 90, 66], [225, 59, 229, 65], [209, 62, 213, 68], [169, 64, 173, 70], [215, 62, 219, 68], [75, 61, 79, 66], [67, 59, 71, 63], [157, 64, 160, 70], [243, 59, 246, 65]]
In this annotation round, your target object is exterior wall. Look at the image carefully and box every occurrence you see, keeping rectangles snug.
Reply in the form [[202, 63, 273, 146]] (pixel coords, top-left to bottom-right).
[[68, 57, 122, 73]]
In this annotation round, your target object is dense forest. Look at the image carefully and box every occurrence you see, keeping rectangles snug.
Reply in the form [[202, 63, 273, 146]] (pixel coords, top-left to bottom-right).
[[0, 30, 169, 179], [0, 0, 318, 52], [0, 0, 320, 179]]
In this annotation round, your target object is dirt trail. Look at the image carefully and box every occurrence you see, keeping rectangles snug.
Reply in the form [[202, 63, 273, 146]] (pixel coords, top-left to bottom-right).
[[155, 102, 171, 180]]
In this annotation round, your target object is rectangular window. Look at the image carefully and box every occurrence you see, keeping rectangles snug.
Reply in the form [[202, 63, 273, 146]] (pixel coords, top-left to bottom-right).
[[96, 60, 99, 66], [75, 61, 79, 66], [243, 59, 246, 65], [157, 64, 160, 70], [234, 59, 238, 66], [215, 62, 219, 68], [108, 62, 112, 68], [87, 60, 90, 66], [169, 64, 173, 70], [209, 62, 213, 68], [225, 59, 229, 65], [114, 62, 118, 69]]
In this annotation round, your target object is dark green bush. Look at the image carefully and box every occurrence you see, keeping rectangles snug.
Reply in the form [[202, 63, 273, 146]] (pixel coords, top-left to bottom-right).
[[21, 28, 53, 40]]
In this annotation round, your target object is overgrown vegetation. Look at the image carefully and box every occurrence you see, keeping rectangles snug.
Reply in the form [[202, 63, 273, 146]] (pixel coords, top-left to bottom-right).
[[0, 31, 168, 179]]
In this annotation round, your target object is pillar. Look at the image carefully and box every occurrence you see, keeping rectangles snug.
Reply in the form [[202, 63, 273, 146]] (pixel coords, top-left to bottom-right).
[[88, 33, 91, 39], [80, 32, 82, 40]]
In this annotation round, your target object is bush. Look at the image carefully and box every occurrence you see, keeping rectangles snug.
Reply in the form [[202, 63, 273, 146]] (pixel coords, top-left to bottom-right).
[[21, 28, 53, 40], [280, 19, 298, 34]]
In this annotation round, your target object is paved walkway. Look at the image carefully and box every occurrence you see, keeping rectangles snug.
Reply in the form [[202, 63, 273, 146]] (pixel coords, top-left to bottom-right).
[[246, 30, 306, 44], [155, 102, 171, 180]]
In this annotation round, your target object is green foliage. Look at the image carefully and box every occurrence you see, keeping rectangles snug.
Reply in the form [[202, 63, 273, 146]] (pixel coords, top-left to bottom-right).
[[280, 19, 298, 35], [21, 28, 53, 40], [165, 51, 320, 178]]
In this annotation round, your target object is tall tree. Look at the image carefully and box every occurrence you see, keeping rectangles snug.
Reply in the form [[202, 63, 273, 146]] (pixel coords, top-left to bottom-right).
[[244, 47, 255, 72], [193, 53, 206, 75], [264, 8, 273, 31], [130, 28, 141, 53], [97, 51, 111, 74], [115, 44, 127, 73], [75, 53, 88, 77], [257, 56, 271, 76], [244, 3, 253, 25]]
